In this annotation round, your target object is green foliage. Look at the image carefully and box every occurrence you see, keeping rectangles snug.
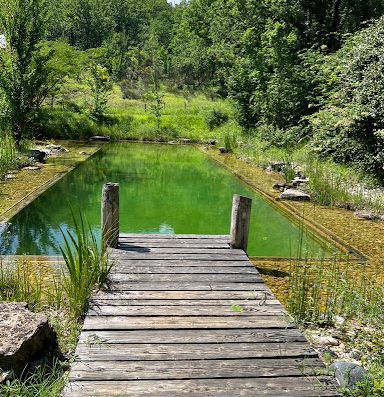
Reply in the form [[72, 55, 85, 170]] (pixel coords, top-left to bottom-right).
[[0, 0, 56, 144], [205, 109, 229, 131], [308, 18, 384, 180]]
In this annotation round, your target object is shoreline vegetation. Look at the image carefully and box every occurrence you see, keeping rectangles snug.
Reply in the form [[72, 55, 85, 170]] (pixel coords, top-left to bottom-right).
[[1, 0, 384, 395]]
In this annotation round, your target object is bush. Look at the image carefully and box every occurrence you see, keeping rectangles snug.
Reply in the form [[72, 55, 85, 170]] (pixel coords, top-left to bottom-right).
[[205, 109, 229, 130], [308, 17, 384, 181]]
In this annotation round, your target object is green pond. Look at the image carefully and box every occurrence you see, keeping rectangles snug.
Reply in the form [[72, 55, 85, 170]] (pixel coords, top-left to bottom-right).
[[0, 143, 333, 257]]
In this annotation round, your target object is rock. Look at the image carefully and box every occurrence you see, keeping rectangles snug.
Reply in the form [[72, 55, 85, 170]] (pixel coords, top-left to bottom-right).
[[312, 335, 340, 347], [273, 182, 294, 192], [5, 174, 17, 180], [218, 147, 227, 154], [292, 177, 309, 187], [89, 135, 110, 142], [27, 149, 46, 163], [209, 139, 216, 145], [180, 138, 191, 144], [0, 302, 57, 375], [266, 162, 285, 173], [279, 188, 310, 201], [45, 144, 62, 151], [330, 361, 367, 389], [23, 165, 41, 171], [334, 316, 345, 327], [354, 210, 383, 221], [79, 151, 87, 155]]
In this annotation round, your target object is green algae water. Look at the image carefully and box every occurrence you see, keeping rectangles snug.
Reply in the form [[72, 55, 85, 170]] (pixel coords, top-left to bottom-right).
[[0, 143, 332, 257]]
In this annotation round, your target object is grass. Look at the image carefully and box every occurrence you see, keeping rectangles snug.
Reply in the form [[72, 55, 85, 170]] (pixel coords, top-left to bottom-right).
[[287, 245, 384, 395]]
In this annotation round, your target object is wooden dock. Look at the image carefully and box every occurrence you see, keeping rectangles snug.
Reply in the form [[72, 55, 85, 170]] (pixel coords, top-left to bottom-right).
[[64, 233, 339, 397]]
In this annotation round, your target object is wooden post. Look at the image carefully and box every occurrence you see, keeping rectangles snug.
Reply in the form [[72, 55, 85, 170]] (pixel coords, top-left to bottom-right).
[[230, 195, 252, 253], [101, 183, 119, 249]]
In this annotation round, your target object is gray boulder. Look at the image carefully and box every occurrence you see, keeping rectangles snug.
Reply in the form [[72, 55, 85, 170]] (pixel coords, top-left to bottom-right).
[[27, 149, 46, 163], [330, 361, 367, 389], [279, 188, 310, 201], [354, 210, 383, 221], [0, 302, 57, 375], [89, 135, 110, 142]]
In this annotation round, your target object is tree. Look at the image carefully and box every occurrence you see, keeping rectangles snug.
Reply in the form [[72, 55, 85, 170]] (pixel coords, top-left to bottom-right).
[[0, 0, 55, 144]]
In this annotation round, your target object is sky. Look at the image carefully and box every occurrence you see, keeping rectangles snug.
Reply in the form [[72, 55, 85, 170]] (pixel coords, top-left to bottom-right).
[[168, 0, 182, 4]]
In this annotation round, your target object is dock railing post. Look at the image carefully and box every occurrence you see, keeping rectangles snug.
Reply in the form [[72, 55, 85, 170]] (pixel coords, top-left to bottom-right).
[[101, 183, 119, 249], [230, 195, 252, 253]]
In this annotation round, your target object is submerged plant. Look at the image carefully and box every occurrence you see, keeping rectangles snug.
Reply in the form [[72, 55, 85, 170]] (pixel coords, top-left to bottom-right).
[[60, 210, 112, 319]]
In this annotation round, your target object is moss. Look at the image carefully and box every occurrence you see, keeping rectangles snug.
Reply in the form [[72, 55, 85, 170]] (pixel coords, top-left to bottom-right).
[[0, 140, 101, 221]]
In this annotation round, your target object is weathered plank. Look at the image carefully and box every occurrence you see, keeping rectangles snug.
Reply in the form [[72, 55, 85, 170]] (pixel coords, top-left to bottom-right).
[[109, 282, 269, 291], [75, 342, 317, 361], [78, 329, 307, 344], [111, 259, 250, 266], [111, 265, 257, 274], [119, 234, 230, 239], [69, 357, 325, 381], [110, 252, 249, 261], [63, 377, 339, 397], [90, 298, 281, 306], [118, 241, 230, 249], [110, 273, 263, 283], [82, 315, 293, 330], [92, 290, 275, 300], [87, 304, 285, 316]]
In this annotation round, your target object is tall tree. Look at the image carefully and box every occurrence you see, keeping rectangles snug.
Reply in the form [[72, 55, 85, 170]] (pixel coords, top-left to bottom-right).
[[0, 0, 55, 144]]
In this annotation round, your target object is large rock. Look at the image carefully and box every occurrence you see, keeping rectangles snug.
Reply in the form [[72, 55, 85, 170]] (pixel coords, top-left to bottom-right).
[[279, 188, 310, 201], [330, 361, 367, 389], [89, 135, 111, 142], [27, 149, 46, 163], [0, 302, 57, 375]]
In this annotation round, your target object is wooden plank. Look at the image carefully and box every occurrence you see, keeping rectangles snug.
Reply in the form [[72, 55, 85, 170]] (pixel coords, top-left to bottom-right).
[[69, 357, 325, 381], [78, 329, 307, 344], [118, 237, 229, 243], [90, 299, 281, 306], [118, 242, 230, 249], [92, 290, 274, 300], [110, 252, 249, 261], [119, 234, 230, 239], [110, 273, 263, 283], [115, 248, 240, 254], [63, 377, 339, 397], [109, 282, 269, 291], [75, 342, 317, 361], [87, 304, 285, 316], [82, 316, 294, 330], [111, 265, 257, 274], [112, 259, 250, 266]]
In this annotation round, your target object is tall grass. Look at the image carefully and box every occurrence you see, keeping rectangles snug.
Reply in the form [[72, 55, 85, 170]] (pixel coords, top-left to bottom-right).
[[0, 134, 20, 178], [60, 211, 112, 319]]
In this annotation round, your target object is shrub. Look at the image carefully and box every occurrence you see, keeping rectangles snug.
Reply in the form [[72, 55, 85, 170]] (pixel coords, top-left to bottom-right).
[[205, 109, 229, 130]]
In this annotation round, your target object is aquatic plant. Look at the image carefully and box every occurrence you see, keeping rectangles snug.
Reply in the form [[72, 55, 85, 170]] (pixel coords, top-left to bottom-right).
[[60, 210, 112, 319]]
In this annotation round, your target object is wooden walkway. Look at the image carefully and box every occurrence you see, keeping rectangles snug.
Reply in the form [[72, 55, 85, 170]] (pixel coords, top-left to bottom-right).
[[64, 234, 339, 397]]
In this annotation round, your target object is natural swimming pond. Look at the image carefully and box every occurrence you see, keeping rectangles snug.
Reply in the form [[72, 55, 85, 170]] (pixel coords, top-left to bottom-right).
[[0, 143, 333, 257]]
